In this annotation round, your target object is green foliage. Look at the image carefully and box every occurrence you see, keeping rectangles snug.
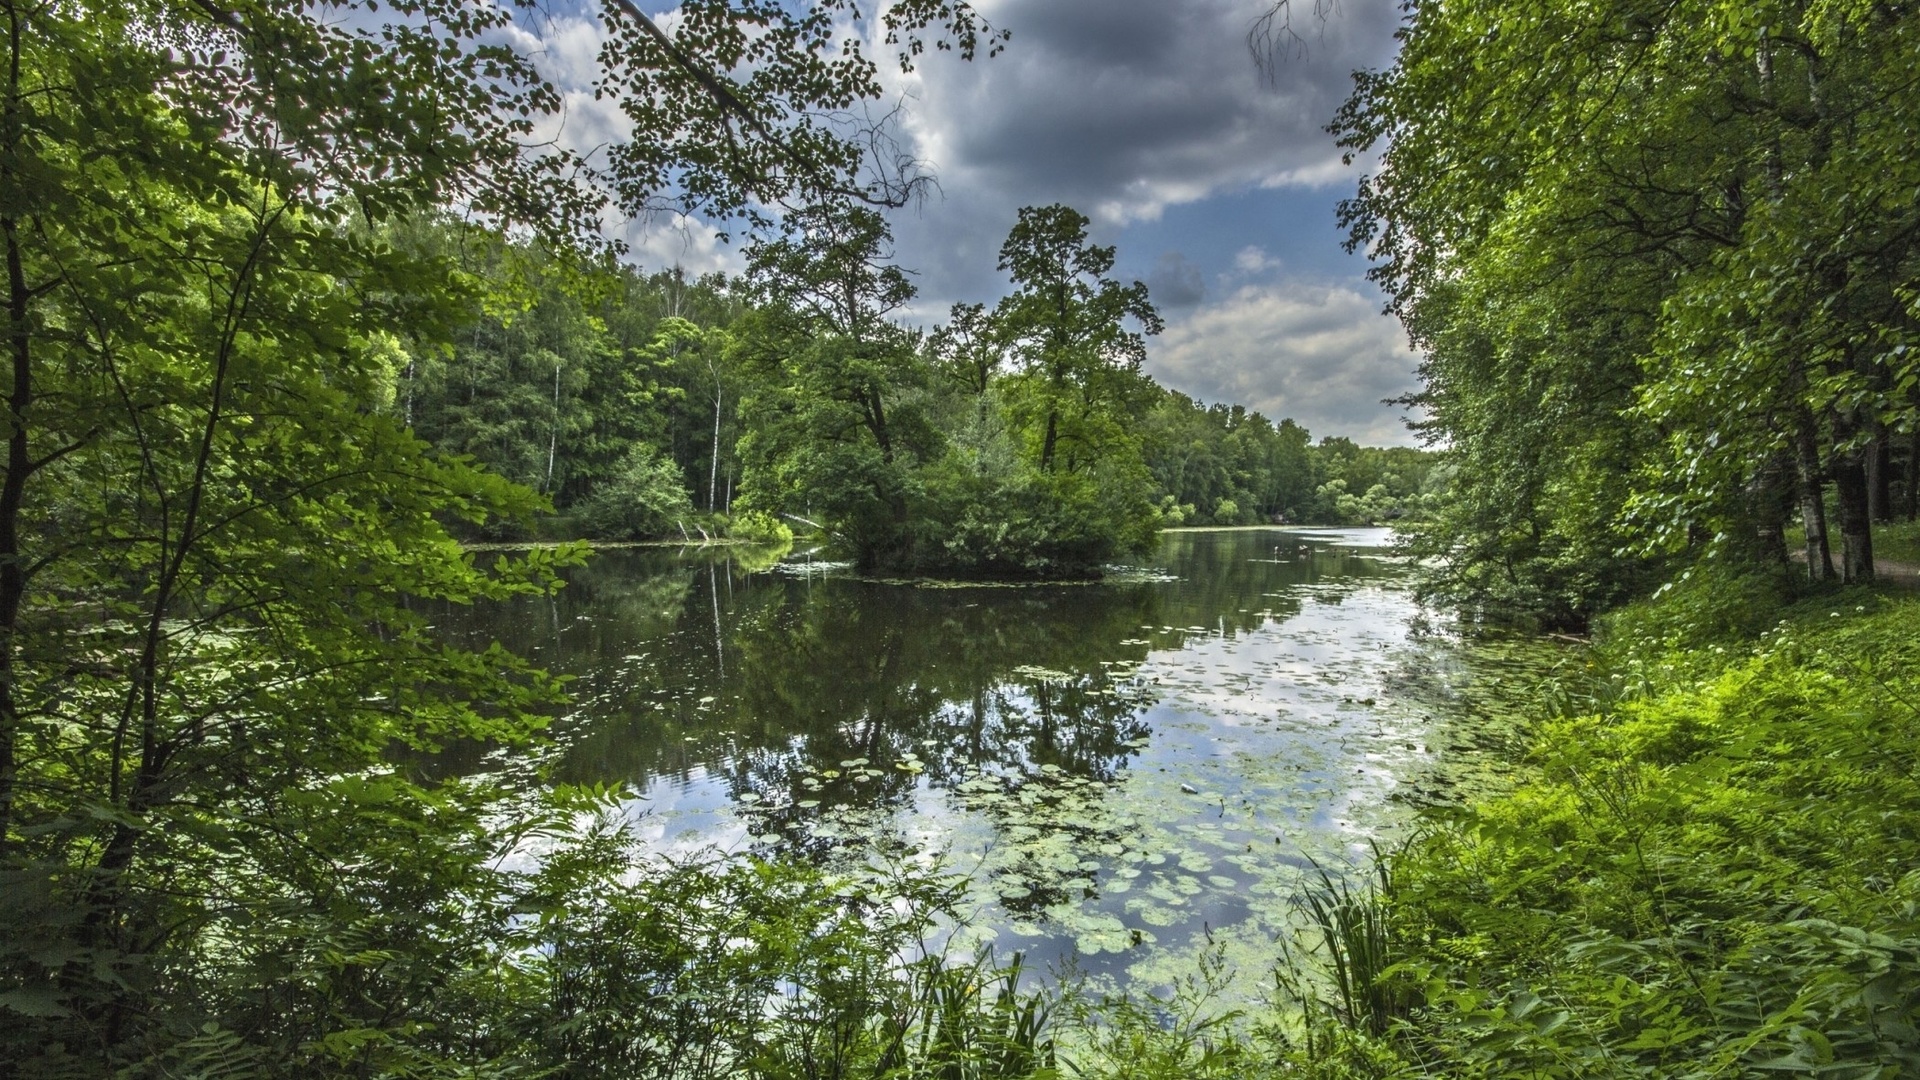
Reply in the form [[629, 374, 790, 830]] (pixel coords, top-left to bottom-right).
[[1138, 397, 1437, 527], [0, 0, 1019, 1073], [1337, 0, 1920, 619], [993, 205, 1163, 479], [503, 817, 1058, 1080], [731, 204, 1184, 577], [1594, 562, 1800, 666], [909, 450, 1161, 577], [1287, 589, 1920, 1078], [1283, 855, 1414, 1041], [728, 509, 795, 545], [576, 443, 698, 539]]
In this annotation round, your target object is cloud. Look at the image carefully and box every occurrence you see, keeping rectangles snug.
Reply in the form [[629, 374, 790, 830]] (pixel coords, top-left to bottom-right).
[[896, 0, 1395, 221], [613, 213, 742, 278], [1146, 252, 1207, 311], [1233, 245, 1279, 274], [1148, 283, 1421, 445], [880, 0, 1401, 308]]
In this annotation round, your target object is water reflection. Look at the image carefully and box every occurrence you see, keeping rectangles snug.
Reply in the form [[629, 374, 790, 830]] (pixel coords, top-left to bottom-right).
[[438, 529, 1565, 994], [443, 532, 1399, 803]]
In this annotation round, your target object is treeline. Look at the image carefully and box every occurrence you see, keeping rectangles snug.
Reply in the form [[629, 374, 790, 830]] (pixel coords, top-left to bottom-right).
[[1141, 404, 1439, 528], [1228, 0, 1920, 1076], [1333, 0, 1920, 627], [389, 213, 1436, 572]]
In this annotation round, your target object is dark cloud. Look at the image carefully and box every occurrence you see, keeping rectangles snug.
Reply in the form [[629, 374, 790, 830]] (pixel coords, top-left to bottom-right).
[[892, 0, 1399, 217], [515, 0, 1420, 441], [884, 0, 1402, 312], [1146, 252, 1207, 311]]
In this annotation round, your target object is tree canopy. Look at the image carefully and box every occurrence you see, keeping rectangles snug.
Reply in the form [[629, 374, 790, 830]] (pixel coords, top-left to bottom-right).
[[1336, 0, 1920, 624]]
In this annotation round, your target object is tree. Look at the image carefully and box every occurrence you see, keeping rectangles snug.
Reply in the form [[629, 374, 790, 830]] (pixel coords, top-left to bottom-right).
[[1332, 0, 1920, 621], [930, 301, 1006, 401], [0, 0, 1004, 1070], [993, 205, 1164, 474], [735, 203, 935, 565]]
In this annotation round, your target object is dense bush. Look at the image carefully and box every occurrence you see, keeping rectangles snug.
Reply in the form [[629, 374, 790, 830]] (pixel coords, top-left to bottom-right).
[[726, 509, 795, 546], [1280, 586, 1920, 1077], [575, 444, 698, 539], [908, 457, 1161, 578]]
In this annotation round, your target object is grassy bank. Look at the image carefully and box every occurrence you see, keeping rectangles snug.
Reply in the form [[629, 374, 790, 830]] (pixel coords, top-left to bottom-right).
[[1265, 571, 1920, 1077]]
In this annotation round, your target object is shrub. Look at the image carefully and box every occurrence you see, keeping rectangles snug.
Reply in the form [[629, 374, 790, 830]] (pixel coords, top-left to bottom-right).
[[1293, 592, 1920, 1078], [577, 445, 696, 540], [727, 508, 793, 545]]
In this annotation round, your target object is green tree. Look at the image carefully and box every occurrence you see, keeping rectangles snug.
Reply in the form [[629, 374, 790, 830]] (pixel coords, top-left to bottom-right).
[[1137, 392, 1332, 525], [735, 203, 937, 565], [993, 205, 1165, 475], [930, 301, 1006, 401], [0, 0, 1005, 1071], [1330, 0, 1920, 620]]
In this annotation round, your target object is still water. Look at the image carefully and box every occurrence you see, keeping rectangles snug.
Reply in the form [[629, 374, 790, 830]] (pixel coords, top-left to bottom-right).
[[447, 527, 1565, 995]]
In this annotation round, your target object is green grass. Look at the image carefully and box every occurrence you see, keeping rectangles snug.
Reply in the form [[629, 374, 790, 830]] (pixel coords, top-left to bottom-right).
[[1784, 517, 1920, 566], [1275, 577, 1920, 1077], [1874, 518, 1920, 564]]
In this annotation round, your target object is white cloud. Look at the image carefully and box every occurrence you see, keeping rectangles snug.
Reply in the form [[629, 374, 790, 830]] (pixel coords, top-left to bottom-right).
[[1148, 283, 1420, 445], [1233, 245, 1279, 274], [613, 213, 742, 279]]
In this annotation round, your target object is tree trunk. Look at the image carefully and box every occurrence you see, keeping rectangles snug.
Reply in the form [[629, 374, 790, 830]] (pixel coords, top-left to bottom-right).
[[709, 378, 721, 512], [1833, 448, 1874, 582], [0, 220, 31, 851], [864, 388, 893, 463], [1830, 402, 1875, 582], [545, 361, 559, 494], [1867, 421, 1891, 523], [1749, 453, 1790, 567], [1792, 406, 1834, 582], [1908, 425, 1919, 522], [1040, 409, 1059, 472]]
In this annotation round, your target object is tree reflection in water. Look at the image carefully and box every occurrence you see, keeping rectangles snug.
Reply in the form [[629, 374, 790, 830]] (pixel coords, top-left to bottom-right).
[[427, 530, 1567, 993], [431, 533, 1397, 844]]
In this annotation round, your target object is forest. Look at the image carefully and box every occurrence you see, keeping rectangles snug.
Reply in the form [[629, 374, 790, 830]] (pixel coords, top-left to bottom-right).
[[390, 211, 1435, 574], [4, 0, 1919, 1077], [1345, 0, 1920, 627]]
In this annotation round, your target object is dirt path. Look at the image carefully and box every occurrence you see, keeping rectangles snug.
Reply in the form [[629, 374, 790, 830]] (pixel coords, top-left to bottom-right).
[[1791, 551, 1920, 587], [1873, 558, 1920, 586]]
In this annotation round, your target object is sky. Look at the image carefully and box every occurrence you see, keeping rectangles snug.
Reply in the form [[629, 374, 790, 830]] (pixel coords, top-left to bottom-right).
[[520, 0, 1419, 446]]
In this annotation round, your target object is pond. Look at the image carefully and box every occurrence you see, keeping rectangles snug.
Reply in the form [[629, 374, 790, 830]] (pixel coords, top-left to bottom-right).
[[441, 526, 1570, 998]]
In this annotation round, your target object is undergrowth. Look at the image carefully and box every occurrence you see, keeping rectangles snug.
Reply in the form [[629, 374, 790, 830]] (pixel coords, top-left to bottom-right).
[[1275, 574, 1920, 1077], [110, 569, 1915, 1079], [1874, 520, 1920, 566]]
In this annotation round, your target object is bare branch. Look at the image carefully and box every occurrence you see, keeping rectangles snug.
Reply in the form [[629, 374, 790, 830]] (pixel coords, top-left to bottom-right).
[[1250, 0, 1341, 81]]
